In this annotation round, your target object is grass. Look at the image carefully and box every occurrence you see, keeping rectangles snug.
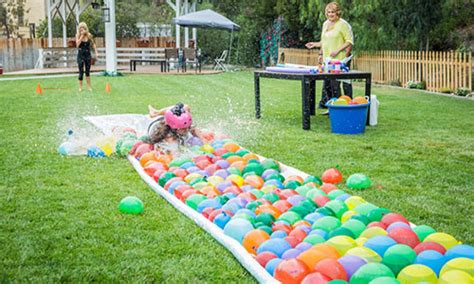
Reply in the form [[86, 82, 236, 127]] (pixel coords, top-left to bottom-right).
[[0, 71, 473, 282]]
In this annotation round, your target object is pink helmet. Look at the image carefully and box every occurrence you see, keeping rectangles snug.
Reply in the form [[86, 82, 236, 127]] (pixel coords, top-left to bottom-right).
[[164, 103, 192, 129]]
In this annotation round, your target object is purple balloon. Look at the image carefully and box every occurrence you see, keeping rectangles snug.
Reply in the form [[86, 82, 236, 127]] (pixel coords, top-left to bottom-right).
[[282, 248, 302, 259], [241, 185, 255, 192], [294, 225, 312, 234], [195, 170, 209, 178], [214, 169, 230, 180], [216, 180, 233, 193], [387, 221, 411, 233], [215, 160, 230, 169], [287, 195, 306, 206], [187, 136, 203, 146], [227, 197, 248, 208], [262, 169, 279, 180], [295, 242, 312, 252], [186, 166, 200, 174], [337, 255, 367, 279]]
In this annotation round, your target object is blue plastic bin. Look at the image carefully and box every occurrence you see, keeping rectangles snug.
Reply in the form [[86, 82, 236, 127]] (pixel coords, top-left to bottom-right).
[[327, 102, 370, 134]]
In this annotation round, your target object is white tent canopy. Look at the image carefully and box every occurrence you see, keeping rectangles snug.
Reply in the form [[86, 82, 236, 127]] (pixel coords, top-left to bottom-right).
[[172, 9, 240, 31]]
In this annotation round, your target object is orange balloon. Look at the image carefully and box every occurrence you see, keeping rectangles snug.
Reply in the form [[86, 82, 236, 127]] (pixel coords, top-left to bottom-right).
[[297, 244, 340, 270], [238, 192, 257, 202], [273, 200, 293, 214], [321, 183, 338, 194], [274, 259, 310, 284], [289, 229, 308, 242], [223, 142, 241, 153], [156, 154, 173, 165], [244, 175, 265, 189], [293, 220, 312, 229], [286, 175, 304, 184], [255, 204, 281, 219], [143, 161, 167, 176], [242, 153, 260, 162], [314, 258, 348, 280], [140, 151, 158, 167], [339, 95, 352, 103], [352, 96, 369, 104], [229, 160, 246, 172], [242, 229, 270, 255]]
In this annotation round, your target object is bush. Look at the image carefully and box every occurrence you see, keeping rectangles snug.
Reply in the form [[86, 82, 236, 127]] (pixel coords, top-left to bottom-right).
[[406, 80, 426, 90], [455, 88, 471, 97]]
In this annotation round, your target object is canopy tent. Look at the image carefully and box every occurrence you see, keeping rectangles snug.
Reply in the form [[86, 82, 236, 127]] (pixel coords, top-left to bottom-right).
[[173, 9, 240, 65]]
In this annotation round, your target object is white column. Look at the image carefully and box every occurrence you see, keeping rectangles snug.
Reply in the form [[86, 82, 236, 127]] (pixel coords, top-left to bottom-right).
[[62, 0, 67, 47], [175, 0, 180, 48], [105, 0, 117, 73], [184, 0, 188, 48], [192, 28, 196, 48], [47, 0, 53, 47], [75, 0, 80, 30]]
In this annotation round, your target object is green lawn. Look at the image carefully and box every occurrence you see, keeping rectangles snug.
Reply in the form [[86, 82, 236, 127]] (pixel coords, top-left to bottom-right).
[[0, 71, 473, 282]]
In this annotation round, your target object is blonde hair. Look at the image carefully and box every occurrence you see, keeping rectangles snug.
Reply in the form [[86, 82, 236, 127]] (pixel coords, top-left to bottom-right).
[[325, 2, 342, 18], [77, 22, 93, 39]]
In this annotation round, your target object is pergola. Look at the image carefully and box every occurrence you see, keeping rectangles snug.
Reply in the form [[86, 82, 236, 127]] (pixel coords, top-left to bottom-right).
[[46, 0, 197, 73]]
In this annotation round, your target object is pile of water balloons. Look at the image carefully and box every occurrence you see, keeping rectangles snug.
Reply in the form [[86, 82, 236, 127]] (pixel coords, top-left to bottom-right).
[[130, 138, 473, 283]]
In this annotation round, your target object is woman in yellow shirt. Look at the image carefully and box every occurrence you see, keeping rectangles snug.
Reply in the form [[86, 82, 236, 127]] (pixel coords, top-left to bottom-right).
[[306, 2, 353, 111]]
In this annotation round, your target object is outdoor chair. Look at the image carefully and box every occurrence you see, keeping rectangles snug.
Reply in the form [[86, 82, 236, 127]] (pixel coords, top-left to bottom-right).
[[213, 50, 228, 71], [183, 48, 202, 73], [165, 48, 184, 72]]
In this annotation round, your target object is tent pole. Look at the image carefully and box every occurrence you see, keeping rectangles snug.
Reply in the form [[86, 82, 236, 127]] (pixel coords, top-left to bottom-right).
[[228, 29, 233, 64]]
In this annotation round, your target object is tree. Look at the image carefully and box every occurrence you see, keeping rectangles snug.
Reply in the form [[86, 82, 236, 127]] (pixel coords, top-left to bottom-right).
[[1, 0, 28, 38]]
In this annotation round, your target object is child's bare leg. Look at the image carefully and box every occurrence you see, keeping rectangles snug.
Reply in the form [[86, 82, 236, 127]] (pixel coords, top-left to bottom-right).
[[86, 76, 92, 90], [78, 80, 83, 91]]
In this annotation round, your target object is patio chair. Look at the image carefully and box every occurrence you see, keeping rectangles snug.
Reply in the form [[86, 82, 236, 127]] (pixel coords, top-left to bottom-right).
[[213, 50, 228, 71], [183, 48, 202, 73], [165, 48, 183, 72]]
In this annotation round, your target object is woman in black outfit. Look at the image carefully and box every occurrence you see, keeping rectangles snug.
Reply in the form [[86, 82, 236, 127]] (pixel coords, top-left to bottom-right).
[[76, 22, 97, 92]]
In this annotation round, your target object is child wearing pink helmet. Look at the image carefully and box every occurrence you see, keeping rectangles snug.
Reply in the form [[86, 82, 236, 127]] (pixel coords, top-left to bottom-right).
[[148, 103, 204, 146]]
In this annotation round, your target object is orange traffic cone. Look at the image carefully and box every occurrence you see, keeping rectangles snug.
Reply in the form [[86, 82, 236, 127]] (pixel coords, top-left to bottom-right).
[[105, 82, 111, 93], [36, 83, 43, 94]]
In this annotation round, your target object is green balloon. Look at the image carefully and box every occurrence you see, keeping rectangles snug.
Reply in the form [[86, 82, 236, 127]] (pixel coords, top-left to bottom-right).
[[328, 227, 356, 238], [285, 180, 301, 190], [158, 172, 176, 187], [221, 152, 238, 159], [324, 200, 349, 218], [342, 219, 367, 238], [303, 234, 326, 245], [235, 149, 250, 157], [123, 132, 137, 140], [382, 244, 417, 275], [347, 173, 372, 190], [368, 208, 391, 222], [304, 175, 323, 186], [250, 189, 264, 199], [328, 189, 347, 200], [312, 216, 341, 232], [262, 193, 280, 203], [227, 167, 242, 176], [295, 185, 311, 197], [243, 163, 264, 176], [306, 189, 327, 200], [169, 157, 192, 168], [247, 159, 260, 165], [264, 173, 285, 183], [290, 205, 311, 217], [255, 213, 275, 226], [233, 213, 255, 225], [118, 139, 135, 157], [349, 263, 394, 284], [299, 199, 317, 211], [185, 194, 207, 210], [412, 225, 436, 241], [350, 214, 371, 225], [278, 211, 302, 225], [216, 195, 229, 205], [329, 280, 349, 284], [354, 203, 379, 218], [189, 176, 206, 186], [261, 158, 280, 171], [316, 207, 335, 217], [258, 225, 273, 235], [246, 201, 262, 211], [368, 277, 400, 284], [119, 196, 144, 214], [139, 135, 150, 142]]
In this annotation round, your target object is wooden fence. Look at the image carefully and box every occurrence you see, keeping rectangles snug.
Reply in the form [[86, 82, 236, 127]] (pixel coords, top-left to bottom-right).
[[278, 48, 472, 92]]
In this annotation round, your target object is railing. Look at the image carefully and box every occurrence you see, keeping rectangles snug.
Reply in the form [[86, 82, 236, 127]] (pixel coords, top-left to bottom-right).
[[278, 48, 320, 66]]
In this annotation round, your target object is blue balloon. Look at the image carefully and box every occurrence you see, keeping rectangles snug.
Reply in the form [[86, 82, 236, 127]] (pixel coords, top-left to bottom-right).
[[309, 229, 329, 240], [214, 212, 231, 229], [197, 198, 222, 213], [271, 230, 288, 239], [281, 248, 302, 259], [364, 236, 397, 257], [222, 201, 242, 214], [265, 258, 283, 276], [180, 162, 196, 170], [235, 208, 257, 219], [445, 244, 474, 261], [264, 179, 284, 189], [415, 250, 446, 276], [304, 213, 325, 224], [87, 145, 105, 158], [223, 218, 254, 243], [168, 181, 186, 194], [257, 238, 292, 257], [335, 193, 351, 201]]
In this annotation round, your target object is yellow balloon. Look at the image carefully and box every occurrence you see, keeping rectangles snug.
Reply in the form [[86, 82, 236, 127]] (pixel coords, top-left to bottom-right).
[[424, 232, 461, 250], [438, 270, 473, 284], [201, 144, 215, 153], [341, 210, 357, 223], [355, 237, 368, 247], [360, 227, 388, 239], [184, 173, 203, 184], [440, 257, 474, 278], [96, 136, 116, 156], [226, 174, 244, 187], [326, 236, 358, 255], [261, 185, 276, 194], [345, 247, 382, 263], [207, 176, 225, 187], [397, 264, 437, 284], [193, 181, 209, 190], [345, 196, 366, 210]]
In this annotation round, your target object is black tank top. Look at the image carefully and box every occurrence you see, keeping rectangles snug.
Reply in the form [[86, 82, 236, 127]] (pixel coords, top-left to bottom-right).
[[78, 40, 91, 57]]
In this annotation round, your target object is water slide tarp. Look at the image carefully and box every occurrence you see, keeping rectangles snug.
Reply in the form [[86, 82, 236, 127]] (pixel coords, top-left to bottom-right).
[[172, 9, 241, 31]]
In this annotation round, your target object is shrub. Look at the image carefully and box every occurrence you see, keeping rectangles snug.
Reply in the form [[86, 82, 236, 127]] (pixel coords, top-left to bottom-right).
[[406, 80, 426, 90], [455, 88, 471, 97]]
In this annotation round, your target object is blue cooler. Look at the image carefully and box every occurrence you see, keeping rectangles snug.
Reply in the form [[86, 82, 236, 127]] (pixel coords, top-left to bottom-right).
[[326, 102, 370, 134]]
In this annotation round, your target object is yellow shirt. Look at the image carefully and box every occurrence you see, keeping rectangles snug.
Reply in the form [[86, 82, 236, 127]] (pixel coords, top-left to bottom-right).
[[321, 19, 353, 61]]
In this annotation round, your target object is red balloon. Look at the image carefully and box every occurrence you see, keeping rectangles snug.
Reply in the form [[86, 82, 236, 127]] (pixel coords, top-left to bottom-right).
[[321, 168, 343, 184], [273, 223, 292, 234], [279, 189, 299, 199], [274, 259, 310, 284], [313, 259, 348, 281], [223, 185, 242, 195], [289, 229, 308, 243], [320, 183, 338, 194], [381, 213, 409, 227], [213, 148, 228, 157], [284, 236, 301, 248], [144, 162, 167, 177], [388, 227, 420, 248], [152, 169, 166, 182], [255, 251, 278, 267], [164, 177, 184, 190], [313, 195, 331, 207], [301, 272, 332, 284], [181, 189, 200, 202], [273, 200, 293, 213], [201, 207, 215, 219], [196, 159, 212, 170], [414, 241, 447, 255], [173, 184, 192, 200], [133, 142, 153, 158], [367, 221, 387, 229]]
